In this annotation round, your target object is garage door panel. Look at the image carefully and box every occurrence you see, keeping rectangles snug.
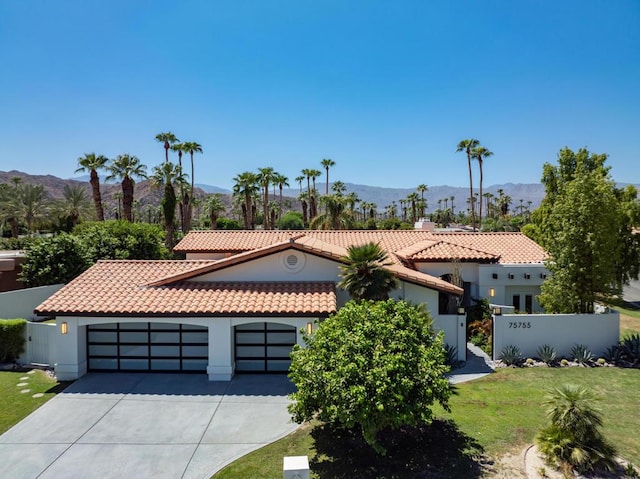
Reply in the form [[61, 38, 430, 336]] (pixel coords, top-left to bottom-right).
[[87, 323, 208, 373], [234, 322, 296, 374]]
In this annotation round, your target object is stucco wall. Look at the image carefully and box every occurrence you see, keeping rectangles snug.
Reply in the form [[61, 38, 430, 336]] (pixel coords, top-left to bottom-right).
[[0, 284, 64, 319], [493, 312, 620, 360]]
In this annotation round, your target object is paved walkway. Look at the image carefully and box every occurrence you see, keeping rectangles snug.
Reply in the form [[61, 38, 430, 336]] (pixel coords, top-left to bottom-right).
[[447, 342, 495, 384], [0, 373, 298, 479]]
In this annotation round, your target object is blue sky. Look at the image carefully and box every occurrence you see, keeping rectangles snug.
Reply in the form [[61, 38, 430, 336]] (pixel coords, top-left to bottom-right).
[[1, 1, 638, 191]]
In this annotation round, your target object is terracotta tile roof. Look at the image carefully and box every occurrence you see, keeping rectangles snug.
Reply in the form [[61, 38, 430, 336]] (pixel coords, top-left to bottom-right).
[[409, 241, 499, 262], [174, 230, 303, 252], [35, 260, 336, 317], [428, 232, 548, 264], [177, 230, 547, 264]]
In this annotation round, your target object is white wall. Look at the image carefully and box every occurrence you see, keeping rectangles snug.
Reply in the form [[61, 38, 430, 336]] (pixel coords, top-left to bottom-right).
[[493, 312, 620, 360], [0, 284, 64, 319]]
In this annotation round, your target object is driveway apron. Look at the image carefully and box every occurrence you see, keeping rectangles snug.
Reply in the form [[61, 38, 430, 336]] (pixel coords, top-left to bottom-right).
[[0, 373, 298, 479]]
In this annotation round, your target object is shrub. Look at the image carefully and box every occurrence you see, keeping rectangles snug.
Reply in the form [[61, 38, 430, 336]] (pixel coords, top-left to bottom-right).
[[216, 218, 243, 230], [571, 344, 593, 366], [0, 319, 27, 363], [535, 384, 617, 474], [288, 300, 451, 455], [20, 234, 91, 287], [277, 211, 304, 230], [537, 344, 557, 366], [499, 345, 523, 367]]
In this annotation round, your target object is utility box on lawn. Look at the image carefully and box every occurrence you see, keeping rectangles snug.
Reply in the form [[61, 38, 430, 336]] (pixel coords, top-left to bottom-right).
[[283, 455, 309, 479]]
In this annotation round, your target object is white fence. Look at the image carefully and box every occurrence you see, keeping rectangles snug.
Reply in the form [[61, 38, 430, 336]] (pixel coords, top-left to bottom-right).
[[493, 312, 620, 360], [0, 284, 63, 320], [21, 322, 57, 366]]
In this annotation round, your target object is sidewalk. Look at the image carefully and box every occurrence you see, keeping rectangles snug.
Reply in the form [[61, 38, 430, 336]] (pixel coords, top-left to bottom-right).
[[447, 343, 495, 384]]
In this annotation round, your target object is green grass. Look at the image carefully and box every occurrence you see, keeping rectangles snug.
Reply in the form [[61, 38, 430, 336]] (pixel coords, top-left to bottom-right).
[[0, 368, 69, 434], [213, 367, 640, 478]]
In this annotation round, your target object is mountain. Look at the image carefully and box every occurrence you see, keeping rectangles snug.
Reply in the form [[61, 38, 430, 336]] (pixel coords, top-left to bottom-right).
[[281, 182, 547, 212], [3, 170, 550, 215]]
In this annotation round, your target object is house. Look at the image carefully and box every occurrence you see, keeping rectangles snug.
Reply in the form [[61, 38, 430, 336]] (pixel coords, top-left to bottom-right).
[[34, 230, 547, 381]]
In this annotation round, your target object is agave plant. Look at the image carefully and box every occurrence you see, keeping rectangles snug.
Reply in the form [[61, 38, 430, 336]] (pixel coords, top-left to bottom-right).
[[499, 345, 523, 367], [621, 333, 640, 364], [443, 344, 459, 368], [571, 344, 593, 366], [536, 344, 557, 366], [603, 344, 624, 364]]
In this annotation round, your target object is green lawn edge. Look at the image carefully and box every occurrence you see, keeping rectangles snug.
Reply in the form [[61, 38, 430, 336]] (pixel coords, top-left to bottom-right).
[[213, 367, 640, 478]]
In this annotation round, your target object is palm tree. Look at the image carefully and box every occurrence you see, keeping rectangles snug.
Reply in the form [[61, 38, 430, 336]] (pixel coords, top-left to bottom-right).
[[106, 154, 147, 222], [338, 242, 398, 301], [274, 173, 289, 218], [331, 180, 346, 196], [14, 183, 49, 234], [450, 196, 455, 215], [257, 167, 275, 230], [202, 194, 226, 229], [181, 141, 203, 232], [321, 158, 335, 195], [471, 146, 493, 227], [417, 184, 428, 218], [308, 169, 322, 218], [170, 142, 189, 231], [233, 171, 259, 229], [456, 139, 480, 230], [295, 175, 305, 194], [55, 184, 92, 228], [75, 153, 109, 221], [536, 384, 616, 473], [310, 194, 354, 230], [151, 161, 183, 248], [156, 132, 179, 164], [0, 181, 20, 237]]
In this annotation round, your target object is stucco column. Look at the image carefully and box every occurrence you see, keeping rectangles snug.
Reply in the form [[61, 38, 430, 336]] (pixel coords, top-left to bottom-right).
[[207, 318, 234, 381], [54, 317, 87, 380], [457, 312, 467, 362]]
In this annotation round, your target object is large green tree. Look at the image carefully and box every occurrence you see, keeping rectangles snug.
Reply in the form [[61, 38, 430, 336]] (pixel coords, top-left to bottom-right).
[[533, 147, 640, 313], [338, 242, 398, 301], [309, 194, 354, 230], [75, 153, 109, 221], [288, 299, 451, 454]]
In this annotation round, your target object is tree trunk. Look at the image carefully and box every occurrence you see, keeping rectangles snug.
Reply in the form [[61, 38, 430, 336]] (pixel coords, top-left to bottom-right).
[[478, 159, 484, 229], [122, 178, 134, 222], [210, 213, 218, 230], [467, 149, 475, 230], [89, 170, 104, 221]]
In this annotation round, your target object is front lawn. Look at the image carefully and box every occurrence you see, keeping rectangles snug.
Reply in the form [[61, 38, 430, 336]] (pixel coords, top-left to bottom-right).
[[213, 367, 640, 478], [612, 302, 640, 337], [0, 368, 69, 434]]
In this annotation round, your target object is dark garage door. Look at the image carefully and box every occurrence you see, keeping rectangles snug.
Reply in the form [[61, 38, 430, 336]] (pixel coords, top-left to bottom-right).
[[87, 322, 208, 372], [234, 322, 297, 373]]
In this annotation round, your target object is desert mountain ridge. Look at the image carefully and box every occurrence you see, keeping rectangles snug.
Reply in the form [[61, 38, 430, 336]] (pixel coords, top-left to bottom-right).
[[3, 170, 637, 215]]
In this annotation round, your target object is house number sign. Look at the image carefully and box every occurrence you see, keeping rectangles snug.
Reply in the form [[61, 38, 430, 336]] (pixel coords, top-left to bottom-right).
[[508, 322, 532, 328]]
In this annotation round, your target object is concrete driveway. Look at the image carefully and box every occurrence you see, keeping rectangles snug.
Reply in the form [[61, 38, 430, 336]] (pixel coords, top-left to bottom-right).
[[0, 373, 299, 479]]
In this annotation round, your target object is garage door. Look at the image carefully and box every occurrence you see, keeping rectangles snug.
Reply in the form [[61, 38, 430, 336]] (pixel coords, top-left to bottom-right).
[[234, 322, 297, 373], [87, 323, 208, 372]]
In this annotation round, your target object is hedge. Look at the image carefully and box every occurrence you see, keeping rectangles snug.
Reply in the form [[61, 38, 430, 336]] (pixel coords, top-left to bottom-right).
[[0, 319, 27, 363]]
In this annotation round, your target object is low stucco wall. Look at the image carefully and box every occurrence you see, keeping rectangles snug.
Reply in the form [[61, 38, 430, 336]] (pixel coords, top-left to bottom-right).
[[0, 284, 63, 320], [493, 312, 620, 360]]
